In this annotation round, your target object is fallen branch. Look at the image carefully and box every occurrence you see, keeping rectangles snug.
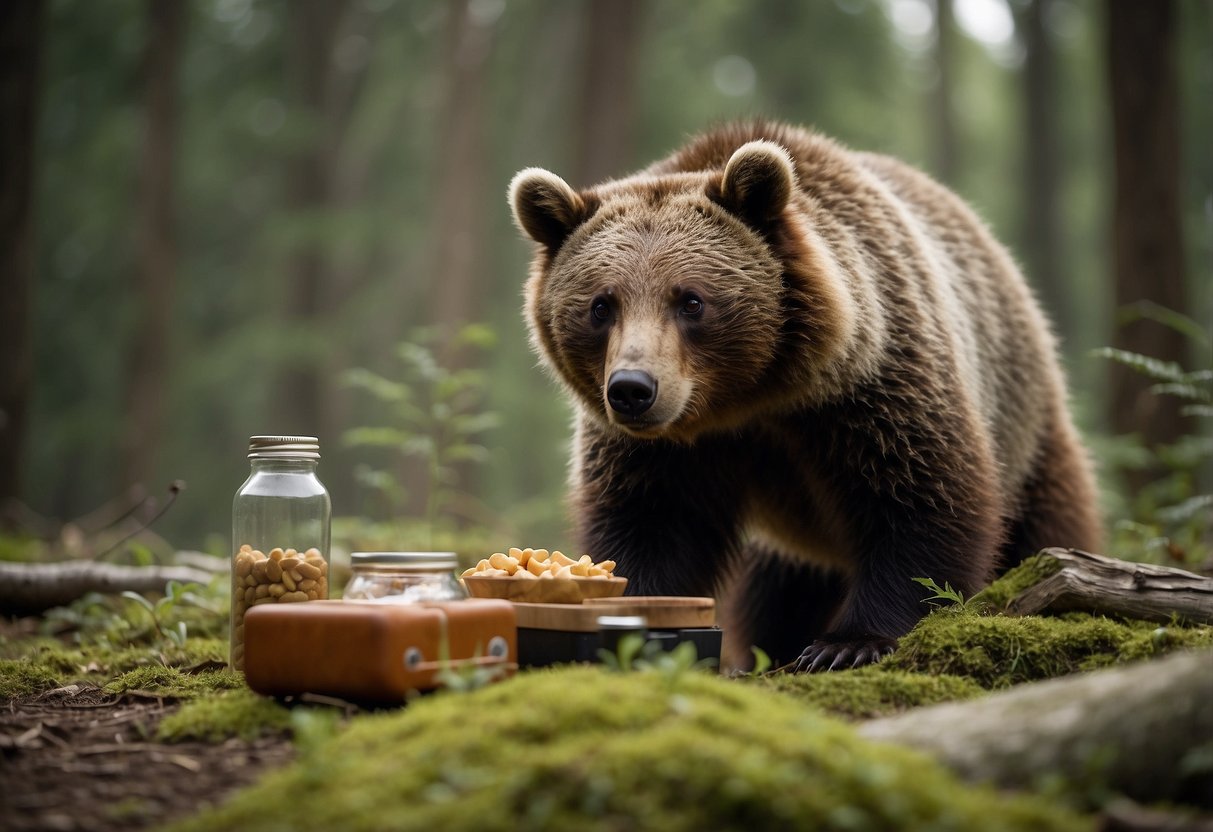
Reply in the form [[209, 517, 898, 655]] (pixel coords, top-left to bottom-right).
[[859, 649, 1213, 806], [0, 561, 217, 616], [170, 551, 228, 574], [1008, 548, 1213, 624]]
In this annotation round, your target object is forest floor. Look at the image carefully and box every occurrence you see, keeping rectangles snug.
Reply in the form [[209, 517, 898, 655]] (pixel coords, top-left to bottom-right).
[[0, 615, 292, 832], [4, 547, 1213, 831], [1, 685, 292, 832]]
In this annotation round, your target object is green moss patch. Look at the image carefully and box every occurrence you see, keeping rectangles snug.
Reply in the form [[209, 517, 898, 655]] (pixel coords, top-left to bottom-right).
[[103, 664, 244, 697], [887, 608, 1213, 688], [157, 689, 292, 743], [972, 554, 1064, 611], [751, 665, 985, 719], [0, 637, 231, 701], [167, 667, 1087, 832], [0, 658, 63, 699]]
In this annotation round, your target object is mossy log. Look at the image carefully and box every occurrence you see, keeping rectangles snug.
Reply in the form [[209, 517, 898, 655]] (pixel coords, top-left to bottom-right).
[[0, 561, 216, 615], [1006, 548, 1213, 624], [858, 648, 1213, 806]]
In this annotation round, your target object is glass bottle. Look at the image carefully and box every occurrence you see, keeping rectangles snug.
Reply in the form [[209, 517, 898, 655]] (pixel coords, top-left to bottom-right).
[[343, 552, 466, 604], [230, 435, 331, 671]]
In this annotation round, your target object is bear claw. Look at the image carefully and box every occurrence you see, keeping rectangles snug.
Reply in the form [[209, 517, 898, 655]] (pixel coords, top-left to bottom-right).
[[794, 638, 897, 673]]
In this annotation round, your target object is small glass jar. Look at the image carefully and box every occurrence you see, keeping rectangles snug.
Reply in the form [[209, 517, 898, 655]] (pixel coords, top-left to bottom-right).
[[230, 435, 331, 671], [343, 552, 466, 604]]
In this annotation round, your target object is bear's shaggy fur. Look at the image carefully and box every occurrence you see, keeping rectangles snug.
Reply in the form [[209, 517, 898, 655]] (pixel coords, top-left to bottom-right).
[[509, 122, 1102, 672]]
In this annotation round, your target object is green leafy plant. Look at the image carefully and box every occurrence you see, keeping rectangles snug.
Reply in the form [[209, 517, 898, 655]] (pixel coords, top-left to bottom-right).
[[121, 580, 213, 648], [1094, 306, 1213, 566], [749, 646, 773, 676], [44, 578, 226, 649], [912, 576, 972, 609], [597, 632, 647, 672], [599, 635, 717, 690], [340, 323, 501, 553], [433, 637, 509, 693]]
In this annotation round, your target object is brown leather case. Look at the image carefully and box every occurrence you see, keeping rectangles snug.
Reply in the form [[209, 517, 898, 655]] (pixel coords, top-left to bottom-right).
[[243, 599, 517, 702]]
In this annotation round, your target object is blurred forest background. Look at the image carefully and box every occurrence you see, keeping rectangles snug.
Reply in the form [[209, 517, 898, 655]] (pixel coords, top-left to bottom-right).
[[0, 0, 1210, 564]]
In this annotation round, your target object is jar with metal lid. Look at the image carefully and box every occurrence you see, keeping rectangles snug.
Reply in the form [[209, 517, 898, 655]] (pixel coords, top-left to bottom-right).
[[230, 435, 332, 671], [343, 552, 466, 603]]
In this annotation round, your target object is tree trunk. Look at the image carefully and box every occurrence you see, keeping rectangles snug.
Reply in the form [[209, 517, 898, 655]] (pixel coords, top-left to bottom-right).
[[931, 0, 957, 186], [120, 0, 185, 491], [573, 0, 643, 187], [1019, 0, 1071, 340], [860, 648, 1213, 806], [428, 0, 495, 341], [413, 0, 499, 523], [1105, 0, 1188, 493], [278, 0, 352, 438], [0, 0, 43, 523]]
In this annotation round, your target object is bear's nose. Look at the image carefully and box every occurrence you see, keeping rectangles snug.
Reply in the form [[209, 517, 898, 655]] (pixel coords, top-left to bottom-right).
[[607, 370, 657, 417]]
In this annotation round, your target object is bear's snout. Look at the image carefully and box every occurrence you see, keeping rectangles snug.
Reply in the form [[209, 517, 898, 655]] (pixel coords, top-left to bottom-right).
[[607, 369, 658, 417]]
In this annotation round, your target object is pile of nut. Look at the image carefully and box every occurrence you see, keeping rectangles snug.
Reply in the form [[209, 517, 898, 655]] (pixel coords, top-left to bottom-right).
[[230, 544, 329, 670], [461, 547, 617, 580]]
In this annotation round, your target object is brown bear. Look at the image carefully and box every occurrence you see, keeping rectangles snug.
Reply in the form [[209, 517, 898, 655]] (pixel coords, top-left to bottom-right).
[[508, 121, 1102, 672]]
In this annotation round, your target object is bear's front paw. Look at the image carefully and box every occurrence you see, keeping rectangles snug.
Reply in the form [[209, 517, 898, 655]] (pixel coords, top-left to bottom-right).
[[793, 636, 897, 673]]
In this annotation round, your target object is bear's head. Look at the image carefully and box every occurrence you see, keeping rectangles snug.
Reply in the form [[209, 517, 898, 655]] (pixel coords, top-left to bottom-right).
[[510, 140, 854, 442]]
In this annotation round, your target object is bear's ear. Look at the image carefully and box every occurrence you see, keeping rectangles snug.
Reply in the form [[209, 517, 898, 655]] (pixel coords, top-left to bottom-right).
[[716, 140, 796, 226], [509, 167, 590, 250]]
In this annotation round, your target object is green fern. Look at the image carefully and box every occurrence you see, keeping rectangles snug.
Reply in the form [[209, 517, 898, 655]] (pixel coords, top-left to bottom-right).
[[1095, 307, 1212, 566]]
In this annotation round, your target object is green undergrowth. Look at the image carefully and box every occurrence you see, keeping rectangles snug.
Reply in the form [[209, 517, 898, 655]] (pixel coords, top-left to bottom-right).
[[165, 666, 1088, 832], [887, 608, 1213, 688], [0, 637, 229, 701], [157, 688, 292, 743], [751, 665, 985, 719], [741, 557, 1213, 710], [865, 553, 1213, 689]]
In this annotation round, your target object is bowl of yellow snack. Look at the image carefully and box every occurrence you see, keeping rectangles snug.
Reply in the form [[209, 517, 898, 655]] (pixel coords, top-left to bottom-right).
[[462, 548, 627, 604]]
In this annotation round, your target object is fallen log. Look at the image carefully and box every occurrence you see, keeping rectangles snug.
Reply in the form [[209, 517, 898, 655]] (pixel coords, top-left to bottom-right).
[[170, 550, 228, 574], [1006, 548, 1213, 624], [859, 648, 1213, 806], [0, 561, 218, 616]]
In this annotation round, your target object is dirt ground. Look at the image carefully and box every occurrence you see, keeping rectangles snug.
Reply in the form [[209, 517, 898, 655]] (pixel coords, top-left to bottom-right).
[[0, 684, 293, 832]]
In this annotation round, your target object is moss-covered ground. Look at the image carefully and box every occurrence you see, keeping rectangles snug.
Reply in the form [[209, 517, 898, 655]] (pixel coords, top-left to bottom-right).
[[0, 637, 233, 699], [744, 558, 1213, 712], [156, 688, 292, 743], [886, 607, 1213, 687], [163, 666, 1089, 832], [750, 665, 985, 718]]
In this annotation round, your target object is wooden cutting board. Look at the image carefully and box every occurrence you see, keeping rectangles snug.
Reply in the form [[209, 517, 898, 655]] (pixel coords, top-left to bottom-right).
[[513, 596, 716, 632]]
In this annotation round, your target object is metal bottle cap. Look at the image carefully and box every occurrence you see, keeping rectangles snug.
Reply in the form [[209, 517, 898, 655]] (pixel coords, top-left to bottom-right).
[[247, 435, 320, 459]]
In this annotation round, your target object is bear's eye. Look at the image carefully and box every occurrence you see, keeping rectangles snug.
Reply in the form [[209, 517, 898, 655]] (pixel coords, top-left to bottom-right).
[[591, 298, 611, 324], [680, 295, 704, 318]]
